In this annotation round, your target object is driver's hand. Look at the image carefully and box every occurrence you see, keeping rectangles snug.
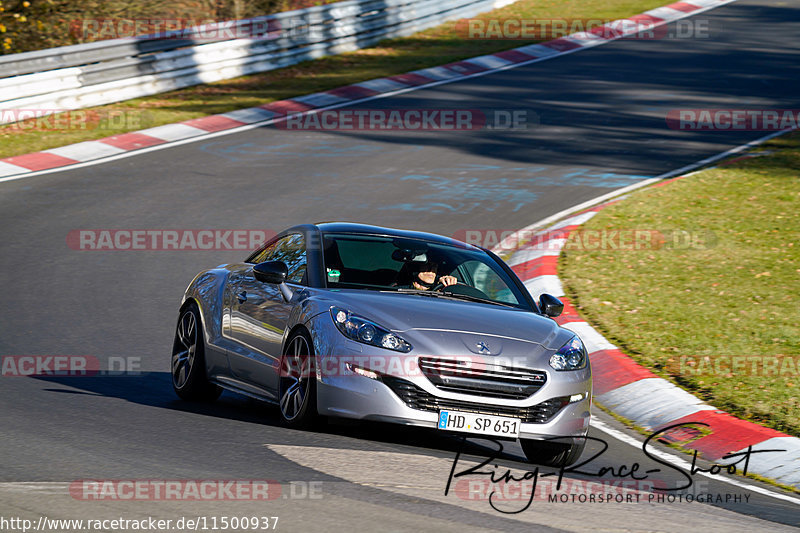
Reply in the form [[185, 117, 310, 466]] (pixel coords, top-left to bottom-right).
[[439, 275, 457, 287]]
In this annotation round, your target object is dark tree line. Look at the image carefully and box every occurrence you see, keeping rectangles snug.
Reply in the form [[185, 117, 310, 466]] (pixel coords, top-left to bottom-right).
[[1, 0, 336, 54]]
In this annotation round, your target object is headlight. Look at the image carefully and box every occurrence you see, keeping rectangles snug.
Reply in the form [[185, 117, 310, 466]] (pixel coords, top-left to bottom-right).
[[330, 307, 412, 353], [549, 335, 587, 371]]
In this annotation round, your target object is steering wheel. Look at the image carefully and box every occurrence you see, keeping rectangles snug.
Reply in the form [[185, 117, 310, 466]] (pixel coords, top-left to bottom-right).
[[432, 281, 490, 300], [431, 280, 467, 292]]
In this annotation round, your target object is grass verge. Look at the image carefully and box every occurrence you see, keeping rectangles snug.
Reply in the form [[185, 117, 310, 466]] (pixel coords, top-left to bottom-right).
[[0, 0, 667, 158], [560, 132, 800, 436]]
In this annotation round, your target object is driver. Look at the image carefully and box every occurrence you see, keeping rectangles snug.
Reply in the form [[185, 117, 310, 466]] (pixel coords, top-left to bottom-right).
[[409, 261, 457, 291]]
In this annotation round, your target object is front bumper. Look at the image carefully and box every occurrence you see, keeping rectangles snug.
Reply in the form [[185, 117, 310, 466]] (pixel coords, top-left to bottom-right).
[[318, 376, 591, 440], [309, 316, 591, 441]]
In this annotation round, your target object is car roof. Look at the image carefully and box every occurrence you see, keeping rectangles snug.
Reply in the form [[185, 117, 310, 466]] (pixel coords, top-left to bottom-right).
[[313, 222, 481, 250]]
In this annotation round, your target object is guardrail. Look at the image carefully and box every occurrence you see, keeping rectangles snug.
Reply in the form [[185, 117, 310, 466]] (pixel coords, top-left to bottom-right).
[[0, 0, 516, 124]]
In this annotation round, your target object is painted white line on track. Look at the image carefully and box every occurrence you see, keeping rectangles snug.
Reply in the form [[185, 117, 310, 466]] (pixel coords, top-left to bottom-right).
[[0, 482, 70, 493], [591, 419, 800, 505]]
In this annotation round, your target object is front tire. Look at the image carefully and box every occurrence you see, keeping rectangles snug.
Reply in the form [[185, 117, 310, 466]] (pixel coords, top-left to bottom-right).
[[521, 438, 585, 467], [279, 329, 317, 428], [171, 303, 222, 402]]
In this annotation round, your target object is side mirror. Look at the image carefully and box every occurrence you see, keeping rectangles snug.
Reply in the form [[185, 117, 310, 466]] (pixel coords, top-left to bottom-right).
[[253, 261, 288, 284], [539, 293, 563, 318]]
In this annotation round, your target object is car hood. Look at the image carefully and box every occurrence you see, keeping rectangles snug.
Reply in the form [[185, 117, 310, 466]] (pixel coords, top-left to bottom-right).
[[310, 289, 570, 351]]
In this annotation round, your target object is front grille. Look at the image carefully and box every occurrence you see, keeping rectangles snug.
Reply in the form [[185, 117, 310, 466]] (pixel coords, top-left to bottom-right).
[[418, 357, 547, 400], [382, 376, 567, 424]]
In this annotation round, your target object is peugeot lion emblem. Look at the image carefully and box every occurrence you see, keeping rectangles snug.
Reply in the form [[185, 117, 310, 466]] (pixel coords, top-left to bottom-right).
[[476, 341, 491, 354]]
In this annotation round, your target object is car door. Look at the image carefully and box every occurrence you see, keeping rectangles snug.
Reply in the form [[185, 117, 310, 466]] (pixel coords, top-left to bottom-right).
[[227, 233, 308, 397]]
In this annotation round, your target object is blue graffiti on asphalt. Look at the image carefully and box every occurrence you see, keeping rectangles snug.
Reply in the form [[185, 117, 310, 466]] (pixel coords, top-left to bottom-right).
[[193, 142, 652, 214], [390, 174, 540, 213], [382, 165, 652, 213], [197, 139, 423, 162]]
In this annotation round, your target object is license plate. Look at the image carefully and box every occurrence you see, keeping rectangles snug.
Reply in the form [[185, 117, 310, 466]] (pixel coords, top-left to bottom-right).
[[437, 410, 521, 438]]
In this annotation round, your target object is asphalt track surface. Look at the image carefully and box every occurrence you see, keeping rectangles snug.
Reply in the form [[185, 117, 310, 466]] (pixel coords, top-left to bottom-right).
[[1, 0, 799, 530]]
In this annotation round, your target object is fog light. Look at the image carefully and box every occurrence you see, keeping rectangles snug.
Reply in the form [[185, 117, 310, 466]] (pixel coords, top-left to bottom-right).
[[569, 392, 587, 403], [345, 362, 379, 380]]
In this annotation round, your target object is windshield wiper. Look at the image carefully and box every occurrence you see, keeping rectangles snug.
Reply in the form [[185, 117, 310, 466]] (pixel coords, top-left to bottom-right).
[[385, 289, 516, 307], [383, 288, 446, 298], [438, 292, 517, 308]]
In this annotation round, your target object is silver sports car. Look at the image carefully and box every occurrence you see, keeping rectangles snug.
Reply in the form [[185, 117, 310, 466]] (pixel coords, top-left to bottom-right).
[[172, 223, 591, 466]]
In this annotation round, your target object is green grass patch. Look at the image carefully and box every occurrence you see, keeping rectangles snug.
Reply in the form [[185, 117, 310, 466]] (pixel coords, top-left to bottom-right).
[[0, 0, 666, 158], [560, 132, 800, 436]]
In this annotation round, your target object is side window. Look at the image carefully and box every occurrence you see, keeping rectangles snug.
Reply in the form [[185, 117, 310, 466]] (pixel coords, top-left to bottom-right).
[[461, 260, 517, 304], [253, 233, 307, 284]]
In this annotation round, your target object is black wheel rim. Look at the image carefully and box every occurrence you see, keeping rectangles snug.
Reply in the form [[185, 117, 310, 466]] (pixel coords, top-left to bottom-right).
[[172, 311, 197, 389], [280, 335, 311, 421]]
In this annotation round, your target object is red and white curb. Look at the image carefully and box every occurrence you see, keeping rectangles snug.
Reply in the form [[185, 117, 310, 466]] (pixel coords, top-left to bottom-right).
[[0, 0, 737, 182], [505, 196, 800, 491]]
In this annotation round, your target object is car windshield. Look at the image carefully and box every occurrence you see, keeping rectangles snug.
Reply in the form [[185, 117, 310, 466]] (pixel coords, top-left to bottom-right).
[[321, 233, 530, 309]]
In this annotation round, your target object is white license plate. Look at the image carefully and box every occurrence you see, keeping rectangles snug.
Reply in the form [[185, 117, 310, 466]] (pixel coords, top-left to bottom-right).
[[437, 410, 521, 438]]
